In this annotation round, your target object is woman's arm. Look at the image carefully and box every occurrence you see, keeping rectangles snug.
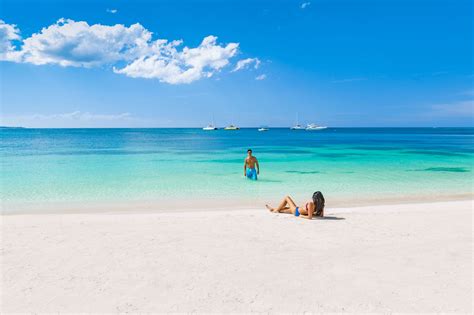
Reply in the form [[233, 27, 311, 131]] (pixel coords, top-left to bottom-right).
[[300, 203, 314, 220]]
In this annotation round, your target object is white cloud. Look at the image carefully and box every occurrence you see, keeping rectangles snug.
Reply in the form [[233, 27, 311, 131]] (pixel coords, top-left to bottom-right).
[[301, 2, 311, 9], [0, 19, 250, 84], [14, 111, 131, 121], [114, 35, 239, 84], [0, 20, 22, 62], [106, 8, 118, 14], [232, 57, 260, 72], [18, 19, 152, 67], [1, 111, 136, 128], [255, 74, 267, 80], [431, 100, 474, 117]]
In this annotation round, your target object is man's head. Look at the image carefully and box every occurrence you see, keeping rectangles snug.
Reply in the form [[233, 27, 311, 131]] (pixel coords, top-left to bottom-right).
[[247, 149, 252, 156]]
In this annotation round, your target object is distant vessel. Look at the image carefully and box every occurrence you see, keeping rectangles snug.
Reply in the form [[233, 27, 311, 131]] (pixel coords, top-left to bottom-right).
[[203, 116, 218, 130], [290, 113, 304, 130], [202, 124, 218, 130], [290, 124, 304, 130], [306, 123, 327, 131], [224, 125, 240, 130], [258, 127, 269, 132]]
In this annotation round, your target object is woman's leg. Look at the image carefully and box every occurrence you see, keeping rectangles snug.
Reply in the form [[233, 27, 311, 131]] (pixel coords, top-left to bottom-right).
[[266, 195, 297, 214]]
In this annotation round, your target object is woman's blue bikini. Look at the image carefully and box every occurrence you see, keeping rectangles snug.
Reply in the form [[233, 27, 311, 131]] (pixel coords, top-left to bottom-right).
[[295, 203, 310, 217]]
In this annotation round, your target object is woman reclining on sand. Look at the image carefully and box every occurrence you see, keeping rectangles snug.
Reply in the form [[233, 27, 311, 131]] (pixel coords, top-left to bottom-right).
[[266, 191, 325, 219]]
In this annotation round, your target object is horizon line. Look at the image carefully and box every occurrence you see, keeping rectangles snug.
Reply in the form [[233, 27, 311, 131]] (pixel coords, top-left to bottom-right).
[[1, 126, 473, 129]]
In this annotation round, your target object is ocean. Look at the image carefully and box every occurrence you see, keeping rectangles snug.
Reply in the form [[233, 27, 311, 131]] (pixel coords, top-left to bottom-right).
[[1, 128, 473, 211]]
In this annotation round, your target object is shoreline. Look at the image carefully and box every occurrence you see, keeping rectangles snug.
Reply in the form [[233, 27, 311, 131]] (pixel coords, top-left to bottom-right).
[[2, 199, 472, 313], [2, 193, 472, 215]]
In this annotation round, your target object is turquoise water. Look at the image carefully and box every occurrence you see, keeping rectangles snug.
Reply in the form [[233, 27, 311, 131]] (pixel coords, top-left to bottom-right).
[[1, 128, 473, 209]]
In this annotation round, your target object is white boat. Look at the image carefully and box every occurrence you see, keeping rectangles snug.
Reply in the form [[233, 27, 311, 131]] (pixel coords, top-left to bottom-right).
[[306, 123, 327, 131], [290, 124, 304, 130], [224, 124, 240, 130], [290, 113, 304, 130], [202, 124, 218, 130], [258, 127, 269, 132]]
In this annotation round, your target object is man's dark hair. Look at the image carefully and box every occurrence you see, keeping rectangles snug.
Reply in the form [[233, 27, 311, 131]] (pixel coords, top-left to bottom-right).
[[247, 149, 252, 153]]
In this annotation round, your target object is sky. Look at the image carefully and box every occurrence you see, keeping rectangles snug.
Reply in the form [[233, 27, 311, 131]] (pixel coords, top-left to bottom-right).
[[0, 0, 472, 127]]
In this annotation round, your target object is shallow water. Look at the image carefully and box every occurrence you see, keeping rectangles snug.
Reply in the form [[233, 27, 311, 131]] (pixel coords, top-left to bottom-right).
[[1, 128, 473, 210]]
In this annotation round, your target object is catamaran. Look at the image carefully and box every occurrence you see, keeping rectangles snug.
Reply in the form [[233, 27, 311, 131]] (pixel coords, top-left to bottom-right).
[[224, 124, 240, 130], [306, 123, 327, 130]]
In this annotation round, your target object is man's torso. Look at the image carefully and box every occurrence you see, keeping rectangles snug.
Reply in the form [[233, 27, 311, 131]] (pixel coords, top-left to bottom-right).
[[245, 156, 257, 168]]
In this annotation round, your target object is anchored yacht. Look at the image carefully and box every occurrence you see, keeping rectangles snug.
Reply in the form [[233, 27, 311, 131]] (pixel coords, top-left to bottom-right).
[[202, 124, 218, 130], [306, 123, 327, 131], [290, 113, 304, 130], [224, 124, 240, 130]]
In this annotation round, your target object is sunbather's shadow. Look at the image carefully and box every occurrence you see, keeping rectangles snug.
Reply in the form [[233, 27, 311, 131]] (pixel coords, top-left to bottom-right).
[[315, 216, 345, 220]]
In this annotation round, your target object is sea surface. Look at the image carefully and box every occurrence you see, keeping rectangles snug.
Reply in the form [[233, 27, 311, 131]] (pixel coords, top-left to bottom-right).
[[1, 128, 473, 211]]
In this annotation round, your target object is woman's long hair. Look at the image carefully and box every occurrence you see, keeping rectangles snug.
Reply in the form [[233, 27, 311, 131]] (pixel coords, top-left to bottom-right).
[[312, 191, 325, 216]]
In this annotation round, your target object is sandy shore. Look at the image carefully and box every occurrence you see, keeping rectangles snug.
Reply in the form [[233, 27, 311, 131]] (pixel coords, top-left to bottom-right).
[[1, 200, 472, 313]]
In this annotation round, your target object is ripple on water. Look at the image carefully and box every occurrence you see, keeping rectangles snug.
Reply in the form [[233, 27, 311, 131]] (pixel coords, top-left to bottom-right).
[[411, 167, 470, 173], [256, 149, 314, 154], [197, 159, 244, 163], [285, 170, 321, 174], [316, 153, 366, 159], [404, 150, 467, 157]]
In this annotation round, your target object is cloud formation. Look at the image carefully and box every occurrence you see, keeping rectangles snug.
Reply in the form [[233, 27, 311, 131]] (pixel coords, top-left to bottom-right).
[[0, 111, 136, 128], [301, 2, 311, 9], [0, 20, 21, 61], [232, 57, 260, 72], [431, 100, 474, 117], [0, 19, 253, 84], [15, 19, 152, 67], [115, 35, 239, 84], [255, 74, 267, 80], [106, 8, 118, 14]]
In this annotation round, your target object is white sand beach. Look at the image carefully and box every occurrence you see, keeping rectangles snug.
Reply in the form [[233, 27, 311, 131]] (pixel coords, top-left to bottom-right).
[[1, 200, 472, 313]]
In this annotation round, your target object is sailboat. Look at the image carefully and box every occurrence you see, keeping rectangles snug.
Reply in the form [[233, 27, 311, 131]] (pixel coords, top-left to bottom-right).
[[202, 124, 218, 130], [203, 116, 218, 130], [306, 123, 327, 130], [290, 113, 304, 130]]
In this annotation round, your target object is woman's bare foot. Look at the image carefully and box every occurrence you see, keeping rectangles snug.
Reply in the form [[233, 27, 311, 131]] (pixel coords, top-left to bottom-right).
[[265, 204, 275, 212]]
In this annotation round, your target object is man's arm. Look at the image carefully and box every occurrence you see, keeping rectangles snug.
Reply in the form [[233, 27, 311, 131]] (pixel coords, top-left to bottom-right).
[[243, 159, 247, 176], [255, 158, 260, 174]]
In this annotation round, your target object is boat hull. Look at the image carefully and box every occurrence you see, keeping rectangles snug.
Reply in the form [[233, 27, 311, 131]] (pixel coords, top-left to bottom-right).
[[306, 126, 327, 130]]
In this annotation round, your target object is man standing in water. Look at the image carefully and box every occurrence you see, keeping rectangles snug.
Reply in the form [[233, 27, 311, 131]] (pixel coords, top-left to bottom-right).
[[244, 149, 260, 180]]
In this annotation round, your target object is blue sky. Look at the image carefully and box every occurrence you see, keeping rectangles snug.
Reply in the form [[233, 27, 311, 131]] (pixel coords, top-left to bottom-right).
[[0, 0, 472, 127]]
